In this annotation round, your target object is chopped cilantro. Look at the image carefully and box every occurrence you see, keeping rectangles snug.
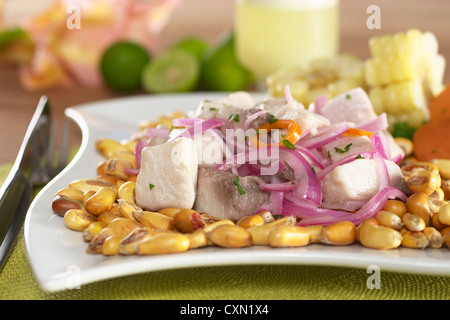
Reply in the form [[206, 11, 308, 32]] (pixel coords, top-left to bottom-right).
[[334, 143, 352, 153], [346, 94, 351, 99], [169, 125, 183, 133], [269, 114, 278, 124], [228, 113, 240, 122], [209, 107, 217, 111], [391, 121, 417, 141], [233, 176, 246, 195], [356, 154, 364, 159], [149, 183, 155, 190], [282, 139, 296, 150]]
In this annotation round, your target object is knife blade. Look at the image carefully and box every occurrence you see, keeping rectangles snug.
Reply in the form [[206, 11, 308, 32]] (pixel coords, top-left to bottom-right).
[[0, 96, 51, 270]]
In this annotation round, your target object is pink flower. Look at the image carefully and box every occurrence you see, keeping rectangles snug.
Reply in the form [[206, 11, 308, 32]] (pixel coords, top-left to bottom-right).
[[18, 0, 181, 91]]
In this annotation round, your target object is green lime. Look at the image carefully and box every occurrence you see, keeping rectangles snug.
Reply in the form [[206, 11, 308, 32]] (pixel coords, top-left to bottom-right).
[[141, 50, 200, 93], [170, 37, 209, 61], [200, 31, 254, 91], [0, 27, 30, 48], [100, 41, 151, 92]]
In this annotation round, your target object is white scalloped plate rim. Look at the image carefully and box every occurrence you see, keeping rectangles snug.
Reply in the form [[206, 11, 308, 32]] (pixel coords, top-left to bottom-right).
[[23, 92, 450, 292]]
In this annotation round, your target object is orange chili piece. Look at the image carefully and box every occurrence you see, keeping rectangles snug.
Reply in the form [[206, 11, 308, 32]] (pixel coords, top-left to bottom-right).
[[252, 119, 302, 148], [342, 128, 373, 138]]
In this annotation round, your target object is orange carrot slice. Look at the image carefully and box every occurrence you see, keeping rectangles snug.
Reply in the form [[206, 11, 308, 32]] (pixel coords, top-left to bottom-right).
[[413, 119, 450, 162], [429, 84, 450, 122]]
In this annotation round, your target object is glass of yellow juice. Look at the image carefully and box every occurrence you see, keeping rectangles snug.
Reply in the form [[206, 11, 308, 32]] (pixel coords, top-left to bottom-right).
[[235, 0, 339, 81]]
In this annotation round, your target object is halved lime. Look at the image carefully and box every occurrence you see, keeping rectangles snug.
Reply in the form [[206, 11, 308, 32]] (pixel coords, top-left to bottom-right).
[[0, 27, 30, 48], [100, 41, 151, 92], [200, 31, 254, 91], [170, 37, 209, 61], [141, 50, 200, 93]]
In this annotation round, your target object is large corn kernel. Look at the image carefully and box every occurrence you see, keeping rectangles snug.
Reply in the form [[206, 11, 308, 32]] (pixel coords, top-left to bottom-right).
[[304, 225, 323, 244], [117, 199, 142, 220], [437, 203, 450, 225], [440, 227, 450, 247], [69, 178, 116, 194], [52, 194, 85, 217], [173, 209, 205, 233], [63, 209, 96, 232], [358, 222, 402, 250], [82, 221, 107, 242], [84, 187, 117, 216], [401, 230, 428, 249], [96, 138, 130, 158], [107, 217, 144, 237], [54, 187, 84, 202], [375, 211, 403, 230], [406, 192, 431, 225], [117, 180, 136, 203], [102, 236, 122, 256], [119, 228, 155, 255], [431, 159, 450, 180], [402, 213, 426, 232], [269, 225, 310, 247], [422, 227, 444, 248], [318, 221, 356, 246], [105, 158, 135, 180], [407, 170, 441, 196], [236, 214, 265, 229], [133, 210, 175, 231], [185, 229, 208, 249], [137, 233, 190, 255], [383, 200, 407, 218], [209, 225, 252, 248]]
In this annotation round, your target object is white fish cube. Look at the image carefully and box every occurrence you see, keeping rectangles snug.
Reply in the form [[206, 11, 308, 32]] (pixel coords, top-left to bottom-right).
[[321, 158, 405, 212], [320, 88, 378, 125], [135, 137, 198, 211]]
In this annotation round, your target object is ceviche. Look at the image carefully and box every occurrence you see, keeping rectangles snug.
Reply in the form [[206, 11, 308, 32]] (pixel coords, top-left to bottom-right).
[[52, 87, 450, 255]]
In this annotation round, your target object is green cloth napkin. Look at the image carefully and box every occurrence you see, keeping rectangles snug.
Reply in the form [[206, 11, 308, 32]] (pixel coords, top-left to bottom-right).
[[1, 163, 450, 300]]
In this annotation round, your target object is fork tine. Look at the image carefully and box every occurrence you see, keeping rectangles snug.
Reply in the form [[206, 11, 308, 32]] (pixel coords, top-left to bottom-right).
[[54, 117, 70, 175]]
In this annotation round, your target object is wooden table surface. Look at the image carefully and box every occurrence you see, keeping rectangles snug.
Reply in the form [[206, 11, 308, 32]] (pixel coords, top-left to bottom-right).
[[1, 0, 449, 164]]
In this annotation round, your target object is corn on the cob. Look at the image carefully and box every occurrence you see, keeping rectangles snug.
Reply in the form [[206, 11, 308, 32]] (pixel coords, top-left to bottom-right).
[[266, 54, 366, 107], [365, 29, 446, 129]]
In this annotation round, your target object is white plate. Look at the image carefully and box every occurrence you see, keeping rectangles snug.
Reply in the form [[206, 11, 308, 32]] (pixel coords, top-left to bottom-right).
[[24, 93, 450, 292]]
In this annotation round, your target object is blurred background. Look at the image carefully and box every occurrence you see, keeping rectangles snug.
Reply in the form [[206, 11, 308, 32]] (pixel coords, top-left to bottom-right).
[[0, 0, 449, 164]]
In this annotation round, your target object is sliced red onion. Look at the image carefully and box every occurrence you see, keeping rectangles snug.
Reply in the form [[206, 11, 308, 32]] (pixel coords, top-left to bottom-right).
[[316, 151, 377, 180], [145, 127, 170, 138], [297, 122, 349, 150], [124, 167, 140, 175], [356, 113, 388, 133], [134, 137, 148, 169], [260, 181, 296, 192], [172, 118, 225, 140], [267, 175, 285, 216], [295, 146, 327, 169], [278, 147, 322, 206], [370, 134, 388, 159], [243, 110, 270, 131], [296, 187, 407, 226], [171, 117, 203, 127], [314, 95, 328, 115], [285, 85, 294, 103], [374, 153, 390, 192]]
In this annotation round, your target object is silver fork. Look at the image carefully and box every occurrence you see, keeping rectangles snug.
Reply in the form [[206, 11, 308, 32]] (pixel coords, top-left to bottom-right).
[[0, 96, 71, 270]]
